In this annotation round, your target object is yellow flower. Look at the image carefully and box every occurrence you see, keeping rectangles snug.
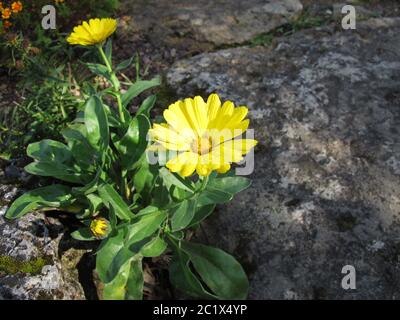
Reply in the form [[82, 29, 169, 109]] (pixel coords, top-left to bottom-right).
[[2, 8, 11, 19], [11, 1, 22, 13], [0, 2, 3, 10], [66, 18, 117, 46], [90, 217, 110, 238], [149, 93, 258, 177]]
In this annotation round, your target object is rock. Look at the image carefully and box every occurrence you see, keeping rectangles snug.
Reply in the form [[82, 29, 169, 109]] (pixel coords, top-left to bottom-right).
[[166, 18, 400, 299], [0, 185, 88, 300], [122, 0, 303, 49]]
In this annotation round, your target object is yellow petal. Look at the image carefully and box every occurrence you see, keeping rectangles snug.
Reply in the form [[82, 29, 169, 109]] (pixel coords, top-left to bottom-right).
[[206, 93, 221, 123], [166, 152, 199, 177], [166, 101, 197, 140], [217, 163, 231, 174], [66, 18, 117, 46], [196, 163, 213, 176], [149, 124, 190, 151]]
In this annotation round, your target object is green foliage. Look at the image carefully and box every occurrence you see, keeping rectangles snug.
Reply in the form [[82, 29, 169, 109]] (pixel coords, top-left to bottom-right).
[[0, 255, 47, 275], [0, 54, 85, 159], [5, 39, 251, 300]]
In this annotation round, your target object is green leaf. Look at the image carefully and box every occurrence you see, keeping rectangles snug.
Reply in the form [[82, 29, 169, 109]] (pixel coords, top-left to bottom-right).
[[86, 63, 112, 82], [5, 185, 73, 219], [168, 238, 215, 299], [125, 258, 144, 300], [84, 96, 109, 151], [207, 177, 251, 195], [159, 167, 195, 193], [96, 227, 127, 282], [25, 161, 84, 184], [181, 241, 249, 300], [102, 260, 131, 300], [115, 57, 134, 72], [126, 210, 166, 245], [137, 95, 156, 118], [133, 156, 158, 197], [98, 184, 134, 221], [71, 227, 97, 241], [72, 169, 102, 196], [62, 125, 98, 169], [121, 77, 161, 107], [170, 198, 197, 231], [27, 139, 72, 163], [103, 256, 143, 300], [114, 114, 150, 171], [188, 204, 216, 228], [152, 178, 171, 207], [141, 236, 167, 257], [196, 189, 232, 206]]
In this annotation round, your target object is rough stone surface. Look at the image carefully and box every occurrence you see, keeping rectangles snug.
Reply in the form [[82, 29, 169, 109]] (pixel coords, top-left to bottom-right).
[[0, 185, 87, 300], [121, 0, 303, 48], [116, 0, 303, 81], [167, 18, 400, 299]]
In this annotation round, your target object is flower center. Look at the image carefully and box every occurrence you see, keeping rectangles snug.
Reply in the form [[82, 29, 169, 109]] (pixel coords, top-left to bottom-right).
[[192, 137, 212, 155]]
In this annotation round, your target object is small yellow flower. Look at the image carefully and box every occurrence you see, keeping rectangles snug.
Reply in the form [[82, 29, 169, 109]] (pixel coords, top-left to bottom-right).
[[66, 18, 117, 46], [55, 0, 65, 4], [11, 1, 22, 13], [2, 8, 11, 19], [90, 217, 110, 238], [0, 2, 3, 10], [149, 93, 258, 177]]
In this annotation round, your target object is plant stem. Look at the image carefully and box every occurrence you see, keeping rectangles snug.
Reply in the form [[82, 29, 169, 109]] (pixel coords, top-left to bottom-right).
[[199, 175, 209, 192], [60, 104, 67, 119], [97, 45, 125, 123]]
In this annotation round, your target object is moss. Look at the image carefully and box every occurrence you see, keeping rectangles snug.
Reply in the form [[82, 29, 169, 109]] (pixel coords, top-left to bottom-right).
[[0, 255, 48, 275]]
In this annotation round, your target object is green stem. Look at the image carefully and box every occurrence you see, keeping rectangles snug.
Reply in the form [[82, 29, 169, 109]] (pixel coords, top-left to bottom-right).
[[59, 104, 67, 119], [98, 45, 113, 73], [121, 169, 128, 200], [199, 175, 209, 192], [97, 45, 125, 123]]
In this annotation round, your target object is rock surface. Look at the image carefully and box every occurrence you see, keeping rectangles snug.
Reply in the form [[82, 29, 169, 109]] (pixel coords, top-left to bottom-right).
[[0, 185, 87, 300], [167, 18, 400, 299], [124, 0, 302, 47]]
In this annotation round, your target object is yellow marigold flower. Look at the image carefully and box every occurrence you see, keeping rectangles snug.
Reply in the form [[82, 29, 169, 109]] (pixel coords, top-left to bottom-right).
[[66, 18, 117, 46], [90, 217, 110, 238], [2, 8, 11, 19], [0, 2, 3, 10], [11, 1, 22, 13], [149, 93, 258, 177]]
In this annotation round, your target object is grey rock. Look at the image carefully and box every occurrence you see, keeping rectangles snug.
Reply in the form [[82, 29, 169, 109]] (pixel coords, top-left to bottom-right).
[[0, 185, 87, 300], [122, 0, 303, 48], [167, 18, 400, 299]]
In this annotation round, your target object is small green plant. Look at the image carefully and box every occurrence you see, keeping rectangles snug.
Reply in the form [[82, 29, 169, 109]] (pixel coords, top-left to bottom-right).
[[5, 18, 258, 300], [0, 56, 85, 159]]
